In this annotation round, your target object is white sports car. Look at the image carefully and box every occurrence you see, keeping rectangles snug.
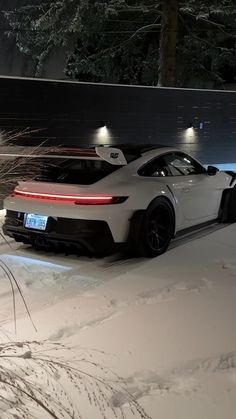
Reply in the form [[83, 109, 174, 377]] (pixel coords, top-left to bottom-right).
[[3, 145, 236, 257]]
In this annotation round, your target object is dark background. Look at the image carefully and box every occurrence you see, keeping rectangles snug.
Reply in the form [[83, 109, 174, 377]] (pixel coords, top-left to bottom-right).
[[1, 76, 236, 165]]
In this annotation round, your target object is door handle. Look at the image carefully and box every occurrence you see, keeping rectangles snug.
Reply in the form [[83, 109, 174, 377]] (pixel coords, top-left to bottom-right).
[[183, 188, 190, 193]]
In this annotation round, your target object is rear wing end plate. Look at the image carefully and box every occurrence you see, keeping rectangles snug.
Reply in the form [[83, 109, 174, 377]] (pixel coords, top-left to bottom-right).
[[95, 147, 127, 165]]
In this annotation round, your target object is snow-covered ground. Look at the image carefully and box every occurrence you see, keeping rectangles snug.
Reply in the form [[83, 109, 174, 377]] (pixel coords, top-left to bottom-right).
[[0, 209, 236, 418]]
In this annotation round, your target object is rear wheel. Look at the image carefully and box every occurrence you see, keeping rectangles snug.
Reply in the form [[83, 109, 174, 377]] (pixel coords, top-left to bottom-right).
[[127, 197, 175, 257]]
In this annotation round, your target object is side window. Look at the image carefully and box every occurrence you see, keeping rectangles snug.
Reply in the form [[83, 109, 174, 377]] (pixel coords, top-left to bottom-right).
[[139, 157, 172, 177], [163, 153, 206, 176]]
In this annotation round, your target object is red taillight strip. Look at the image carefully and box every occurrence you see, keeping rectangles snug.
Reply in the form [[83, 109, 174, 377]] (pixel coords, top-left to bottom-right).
[[13, 190, 127, 205]]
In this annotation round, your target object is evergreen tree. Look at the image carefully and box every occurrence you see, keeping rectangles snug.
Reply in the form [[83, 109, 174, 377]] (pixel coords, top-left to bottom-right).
[[3, 0, 236, 87]]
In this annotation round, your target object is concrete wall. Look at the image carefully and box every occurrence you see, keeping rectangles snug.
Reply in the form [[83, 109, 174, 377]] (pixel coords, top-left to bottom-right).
[[0, 76, 236, 166]]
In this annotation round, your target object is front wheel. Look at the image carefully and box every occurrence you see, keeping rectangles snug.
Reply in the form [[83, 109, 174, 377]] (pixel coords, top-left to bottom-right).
[[220, 187, 236, 223], [128, 198, 175, 257]]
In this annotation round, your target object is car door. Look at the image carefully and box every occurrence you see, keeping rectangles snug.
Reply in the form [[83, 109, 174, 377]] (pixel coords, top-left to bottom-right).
[[162, 152, 223, 225]]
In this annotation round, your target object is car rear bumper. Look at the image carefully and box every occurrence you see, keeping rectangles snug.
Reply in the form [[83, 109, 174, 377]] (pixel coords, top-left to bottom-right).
[[4, 196, 133, 242], [3, 210, 116, 253]]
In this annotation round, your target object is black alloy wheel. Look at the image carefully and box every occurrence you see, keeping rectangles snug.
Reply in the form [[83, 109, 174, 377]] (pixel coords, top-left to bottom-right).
[[140, 197, 175, 257]]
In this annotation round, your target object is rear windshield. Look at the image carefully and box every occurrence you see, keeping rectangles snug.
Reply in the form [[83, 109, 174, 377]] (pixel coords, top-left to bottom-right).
[[31, 157, 121, 185]]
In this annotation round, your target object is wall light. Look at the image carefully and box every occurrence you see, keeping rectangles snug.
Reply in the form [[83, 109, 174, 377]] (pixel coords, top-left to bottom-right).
[[186, 122, 194, 137], [184, 125, 196, 142], [98, 121, 108, 135], [95, 121, 111, 144]]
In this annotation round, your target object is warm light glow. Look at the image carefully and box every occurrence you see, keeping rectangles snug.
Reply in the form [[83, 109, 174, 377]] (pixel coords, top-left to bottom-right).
[[187, 127, 194, 133], [100, 126, 107, 134], [184, 127, 196, 142], [95, 125, 112, 144], [97, 126, 108, 138]]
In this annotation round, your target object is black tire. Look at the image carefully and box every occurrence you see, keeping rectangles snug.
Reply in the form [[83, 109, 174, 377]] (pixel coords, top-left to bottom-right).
[[222, 187, 236, 223], [127, 197, 175, 257]]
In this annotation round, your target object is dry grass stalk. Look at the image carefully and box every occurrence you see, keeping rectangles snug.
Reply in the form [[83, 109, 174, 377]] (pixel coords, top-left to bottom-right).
[[0, 341, 151, 419]]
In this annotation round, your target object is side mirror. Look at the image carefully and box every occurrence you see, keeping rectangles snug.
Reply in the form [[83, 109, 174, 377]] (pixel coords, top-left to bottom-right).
[[207, 165, 219, 176]]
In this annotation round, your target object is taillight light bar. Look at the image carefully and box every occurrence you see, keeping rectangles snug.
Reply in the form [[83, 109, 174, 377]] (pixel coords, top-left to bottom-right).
[[12, 190, 128, 205]]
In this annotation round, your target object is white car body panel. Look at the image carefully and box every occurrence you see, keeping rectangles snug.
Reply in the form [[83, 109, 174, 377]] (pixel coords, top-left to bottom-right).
[[3, 147, 234, 244], [165, 172, 230, 226]]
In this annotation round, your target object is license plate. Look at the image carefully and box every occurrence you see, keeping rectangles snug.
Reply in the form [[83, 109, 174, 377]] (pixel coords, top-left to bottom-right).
[[24, 214, 48, 231]]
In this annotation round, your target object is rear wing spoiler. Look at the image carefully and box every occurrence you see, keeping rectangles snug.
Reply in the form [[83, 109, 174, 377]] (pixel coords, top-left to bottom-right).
[[0, 146, 127, 165]]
